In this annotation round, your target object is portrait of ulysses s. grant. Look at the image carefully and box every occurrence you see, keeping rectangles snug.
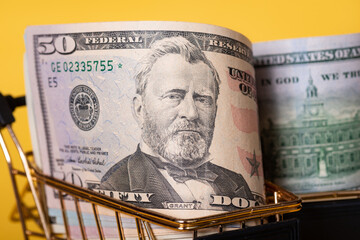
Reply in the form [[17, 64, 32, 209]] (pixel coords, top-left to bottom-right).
[[100, 36, 256, 211]]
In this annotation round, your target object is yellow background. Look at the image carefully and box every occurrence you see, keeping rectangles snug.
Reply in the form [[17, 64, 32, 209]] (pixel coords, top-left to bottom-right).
[[0, 0, 359, 238]]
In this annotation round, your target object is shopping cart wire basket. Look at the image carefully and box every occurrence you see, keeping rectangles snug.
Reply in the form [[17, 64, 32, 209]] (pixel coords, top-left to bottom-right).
[[0, 92, 302, 240]]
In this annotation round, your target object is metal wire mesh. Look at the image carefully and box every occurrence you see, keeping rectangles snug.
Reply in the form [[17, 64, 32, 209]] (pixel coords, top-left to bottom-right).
[[1, 124, 302, 240]]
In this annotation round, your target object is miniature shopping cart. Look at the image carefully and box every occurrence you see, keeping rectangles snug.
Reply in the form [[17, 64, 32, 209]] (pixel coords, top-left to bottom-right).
[[0, 93, 302, 240]]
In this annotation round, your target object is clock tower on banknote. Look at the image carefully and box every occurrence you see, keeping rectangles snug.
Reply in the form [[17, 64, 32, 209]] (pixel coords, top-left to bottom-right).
[[301, 75, 329, 177], [301, 75, 327, 128]]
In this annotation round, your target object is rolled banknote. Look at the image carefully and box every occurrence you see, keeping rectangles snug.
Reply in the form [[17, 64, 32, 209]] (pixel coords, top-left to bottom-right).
[[24, 21, 265, 238], [254, 33, 360, 194]]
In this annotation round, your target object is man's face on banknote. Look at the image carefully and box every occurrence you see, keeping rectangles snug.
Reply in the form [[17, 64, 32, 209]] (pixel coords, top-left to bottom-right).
[[138, 54, 217, 168]]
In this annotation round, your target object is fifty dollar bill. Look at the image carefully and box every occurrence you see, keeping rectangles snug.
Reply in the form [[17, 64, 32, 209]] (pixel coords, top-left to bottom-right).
[[25, 21, 265, 239]]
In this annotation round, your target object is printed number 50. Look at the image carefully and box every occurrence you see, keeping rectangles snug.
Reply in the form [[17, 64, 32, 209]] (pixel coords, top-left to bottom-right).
[[37, 36, 76, 55]]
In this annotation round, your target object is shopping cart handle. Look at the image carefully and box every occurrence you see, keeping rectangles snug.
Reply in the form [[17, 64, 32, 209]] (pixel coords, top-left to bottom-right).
[[0, 92, 26, 128]]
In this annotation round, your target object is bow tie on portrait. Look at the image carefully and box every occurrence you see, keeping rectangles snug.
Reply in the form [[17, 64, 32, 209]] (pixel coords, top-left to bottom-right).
[[148, 155, 218, 183], [164, 164, 218, 183]]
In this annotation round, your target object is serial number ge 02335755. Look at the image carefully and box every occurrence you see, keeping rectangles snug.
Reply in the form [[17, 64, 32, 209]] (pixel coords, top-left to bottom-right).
[[50, 60, 114, 73]]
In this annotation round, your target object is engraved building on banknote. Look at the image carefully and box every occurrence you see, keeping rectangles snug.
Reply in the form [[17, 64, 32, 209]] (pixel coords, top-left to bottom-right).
[[261, 75, 360, 179]]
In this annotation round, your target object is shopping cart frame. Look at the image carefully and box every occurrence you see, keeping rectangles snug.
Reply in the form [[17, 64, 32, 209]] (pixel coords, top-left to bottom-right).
[[0, 94, 302, 240]]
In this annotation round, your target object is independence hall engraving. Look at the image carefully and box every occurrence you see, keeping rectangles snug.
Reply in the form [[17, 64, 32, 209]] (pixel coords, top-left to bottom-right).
[[261, 76, 360, 179]]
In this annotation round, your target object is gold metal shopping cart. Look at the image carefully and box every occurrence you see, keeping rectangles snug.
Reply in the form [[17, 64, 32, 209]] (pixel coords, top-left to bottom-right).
[[0, 93, 302, 240]]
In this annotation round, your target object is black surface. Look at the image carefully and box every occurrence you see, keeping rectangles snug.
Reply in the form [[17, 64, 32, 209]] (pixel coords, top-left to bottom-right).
[[196, 219, 299, 240], [284, 198, 360, 240]]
